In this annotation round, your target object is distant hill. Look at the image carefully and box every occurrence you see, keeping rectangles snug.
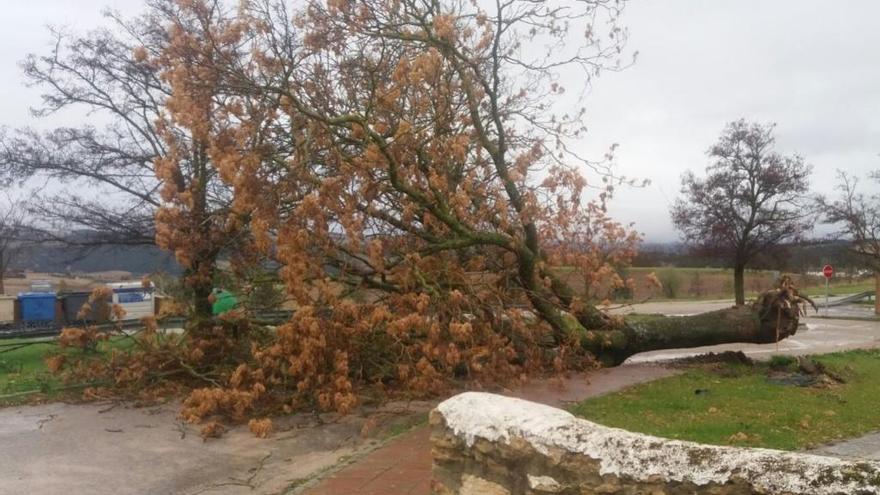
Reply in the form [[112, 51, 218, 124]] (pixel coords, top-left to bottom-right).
[[10, 237, 865, 278], [638, 241, 686, 254], [634, 239, 867, 273], [11, 243, 181, 276]]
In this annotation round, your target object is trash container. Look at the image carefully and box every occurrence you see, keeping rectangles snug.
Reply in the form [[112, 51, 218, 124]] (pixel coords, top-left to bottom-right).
[[18, 292, 58, 323], [60, 292, 110, 323], [212, 289, 238, 315]]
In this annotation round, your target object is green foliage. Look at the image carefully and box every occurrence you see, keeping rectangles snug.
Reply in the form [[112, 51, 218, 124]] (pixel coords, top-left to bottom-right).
[[657, 269, 682, 299], [572, 349, 880, 450], [688, 271, 705, 297], [768, 354, 797, 371]]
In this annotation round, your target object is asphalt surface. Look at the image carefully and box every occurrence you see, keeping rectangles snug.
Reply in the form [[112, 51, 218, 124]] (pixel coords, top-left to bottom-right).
[[0, 401, 384, 495]]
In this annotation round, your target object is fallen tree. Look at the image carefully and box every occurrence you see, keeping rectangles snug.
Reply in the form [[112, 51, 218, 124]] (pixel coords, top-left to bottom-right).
[[578, 278, 817, 365], [155, 0, 823, 415], [46, 0, 820, 429]]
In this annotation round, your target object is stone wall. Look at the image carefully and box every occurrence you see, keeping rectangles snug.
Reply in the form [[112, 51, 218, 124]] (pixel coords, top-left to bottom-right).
[[430, 392, 880, 495]]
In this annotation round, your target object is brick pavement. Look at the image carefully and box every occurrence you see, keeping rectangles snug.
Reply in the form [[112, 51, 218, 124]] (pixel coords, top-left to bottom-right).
[[301, 427, 432, 495], [301, 363, 675, 495]]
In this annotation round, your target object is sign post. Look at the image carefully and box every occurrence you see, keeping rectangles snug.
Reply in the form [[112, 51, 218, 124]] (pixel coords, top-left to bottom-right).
[[822, 264, 834, 316]]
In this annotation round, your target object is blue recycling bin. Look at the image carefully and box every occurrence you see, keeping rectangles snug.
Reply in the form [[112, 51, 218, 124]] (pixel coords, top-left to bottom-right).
[[18, 292, 58, 322]]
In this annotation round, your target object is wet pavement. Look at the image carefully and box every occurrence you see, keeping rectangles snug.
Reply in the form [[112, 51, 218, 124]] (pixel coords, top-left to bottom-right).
[[0, 365, 675, 495], [810, 431, 880, 461], [0, 399, 431, 495]]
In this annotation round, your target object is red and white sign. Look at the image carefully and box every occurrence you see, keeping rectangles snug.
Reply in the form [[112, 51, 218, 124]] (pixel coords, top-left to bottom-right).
[[822, 264, 834, 278]]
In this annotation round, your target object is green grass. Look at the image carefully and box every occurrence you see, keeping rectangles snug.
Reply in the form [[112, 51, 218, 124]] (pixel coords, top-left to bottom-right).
[[0, 335, 134, 404], [571, 349, 880, 451], [0, 338, 60, 398], [553, 266, 766, 275], [556, 265, 875, 302], [628, 267, 741, 274], [801, 282, 875, 297], [383, 411, 429, 439]]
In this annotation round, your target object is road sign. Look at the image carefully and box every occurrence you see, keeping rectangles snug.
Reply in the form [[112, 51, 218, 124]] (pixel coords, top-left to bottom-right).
[[822, 264, 833, 316], [823, 264, 834, 278]]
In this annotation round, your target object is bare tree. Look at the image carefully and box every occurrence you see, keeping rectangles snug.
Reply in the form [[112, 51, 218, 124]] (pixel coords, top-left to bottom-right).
[[672, 120, 813, 305], [0, 19, 164, 245], [819, 170, 880, 315], [0, 2, 236, 316], [0, 197, 26, 295]]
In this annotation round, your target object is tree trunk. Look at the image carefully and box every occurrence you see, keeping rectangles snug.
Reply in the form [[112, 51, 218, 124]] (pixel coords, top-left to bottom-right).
[[186, 248, 218, 322], [575, 284, 808, 366], [875, 271, 880, 316], [192, 278, 213, 321], [0, 254, 6, 295], [733, 262, 746, 306]]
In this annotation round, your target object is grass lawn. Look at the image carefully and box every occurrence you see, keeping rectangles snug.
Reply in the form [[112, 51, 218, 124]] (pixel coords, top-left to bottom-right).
[[572, 349, 880, 451], [627, 267, 739, 274], [0, 338, 60, 398], [555, 265, 874, 302], [801, 282, 876, 297], [0, 335, 133, 404]]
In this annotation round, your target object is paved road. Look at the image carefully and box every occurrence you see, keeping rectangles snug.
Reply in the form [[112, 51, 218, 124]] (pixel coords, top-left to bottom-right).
[[0, 400, 432, 495], [811, 432, 880, 461]]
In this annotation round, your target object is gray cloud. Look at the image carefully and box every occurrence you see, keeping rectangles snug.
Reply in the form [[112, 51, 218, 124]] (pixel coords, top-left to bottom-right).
[[579, 0, 880, 241], [1, 0, 877, 242], [0, 0, 145, 129]]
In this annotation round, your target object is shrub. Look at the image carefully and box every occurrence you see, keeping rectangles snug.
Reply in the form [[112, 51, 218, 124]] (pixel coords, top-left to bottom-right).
[[658, 269, 682, 299], [768, 354, 797, 371]]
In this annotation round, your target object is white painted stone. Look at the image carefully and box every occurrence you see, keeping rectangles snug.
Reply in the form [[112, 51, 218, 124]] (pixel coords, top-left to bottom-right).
[[437, 392, 880, 495]]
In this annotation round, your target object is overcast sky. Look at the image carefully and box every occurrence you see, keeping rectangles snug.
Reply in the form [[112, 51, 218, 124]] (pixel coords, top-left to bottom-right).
[[1, 0, 878, 242]]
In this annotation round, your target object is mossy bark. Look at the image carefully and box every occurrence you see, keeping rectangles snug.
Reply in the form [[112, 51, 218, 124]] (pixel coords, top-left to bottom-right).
[[578, 303, 800, 366], [543, 274, 809, 366]]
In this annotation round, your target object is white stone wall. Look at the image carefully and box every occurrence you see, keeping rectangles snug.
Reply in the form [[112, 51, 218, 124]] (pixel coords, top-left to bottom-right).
[[431, 392, 880, 494]]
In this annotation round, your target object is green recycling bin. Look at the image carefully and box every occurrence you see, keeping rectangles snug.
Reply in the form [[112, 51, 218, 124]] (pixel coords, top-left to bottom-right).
[[211, 289, 238, 315]]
